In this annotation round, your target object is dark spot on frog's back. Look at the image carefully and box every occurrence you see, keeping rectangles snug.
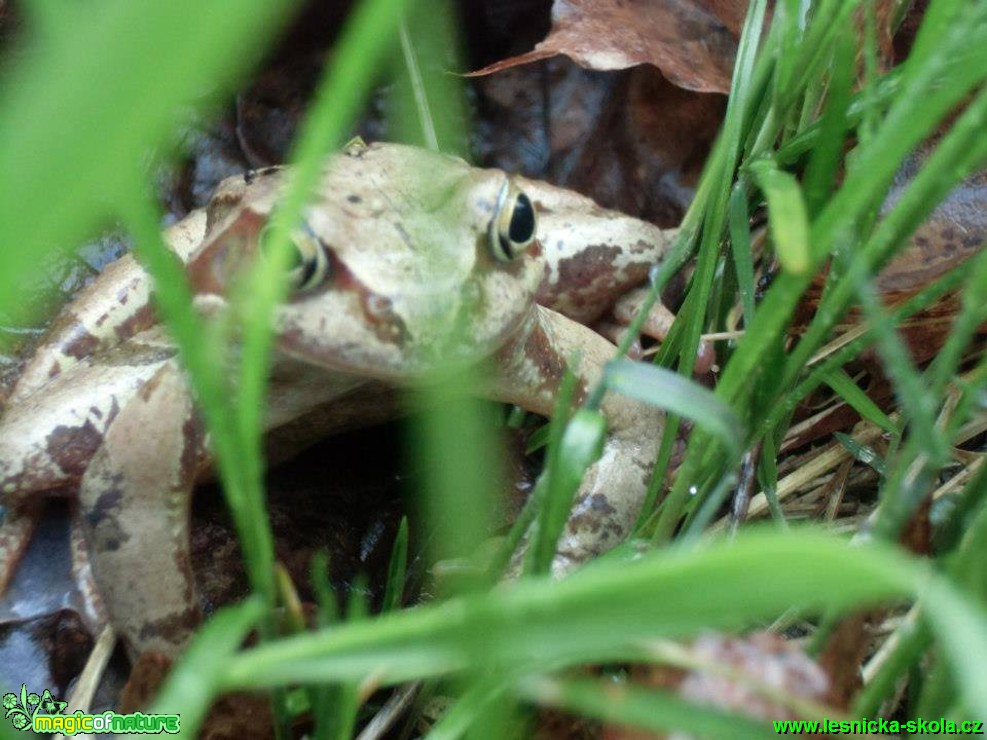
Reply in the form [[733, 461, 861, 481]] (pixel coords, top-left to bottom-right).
[[630, 239, 653, 255], [557, 245, 622, 288], [347, 194, 362, 204], [82, 479, 126, 545], [56, 318, 100, 361], [566, 493, 622, 539], [112, 302, 156, 344], [47, 417, 114, 479]]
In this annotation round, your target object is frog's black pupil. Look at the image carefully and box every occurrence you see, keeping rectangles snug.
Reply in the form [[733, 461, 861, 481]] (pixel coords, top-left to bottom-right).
[[298, 252, 318, 287], [509, 193, 535, 243]]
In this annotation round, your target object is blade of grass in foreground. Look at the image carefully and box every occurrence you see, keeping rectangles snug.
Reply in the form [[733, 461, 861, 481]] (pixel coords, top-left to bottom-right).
[[0, 0, 297, 334], [216, 532, 926, 689], [229, 0, 412, 612]]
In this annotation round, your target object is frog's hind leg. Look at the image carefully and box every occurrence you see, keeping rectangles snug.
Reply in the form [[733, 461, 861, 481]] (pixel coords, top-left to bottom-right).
[[494, 307, 665, 573], [79, 363, 205, 658]]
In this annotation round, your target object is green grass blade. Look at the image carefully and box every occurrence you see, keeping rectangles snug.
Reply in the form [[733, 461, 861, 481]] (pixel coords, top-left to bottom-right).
[[219, 532, 921, 689], [148, 597, 266, 735], [605, 360, 744, 464], [821, 368, 896, 435], [0, 0, 297, 332], [748, 160, 811, 275]]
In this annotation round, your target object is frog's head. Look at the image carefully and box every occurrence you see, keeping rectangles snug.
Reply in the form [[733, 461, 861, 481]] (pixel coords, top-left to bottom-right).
[[188, 142, 544, 379]]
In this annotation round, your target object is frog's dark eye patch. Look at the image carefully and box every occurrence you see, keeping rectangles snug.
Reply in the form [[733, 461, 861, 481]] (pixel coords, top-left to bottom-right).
[[259, 224, 330, 293], [489, 181, 537, 262]]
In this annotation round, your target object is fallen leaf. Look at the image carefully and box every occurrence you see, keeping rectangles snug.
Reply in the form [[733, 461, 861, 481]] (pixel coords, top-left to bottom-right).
[[470, 0, 740, 93]]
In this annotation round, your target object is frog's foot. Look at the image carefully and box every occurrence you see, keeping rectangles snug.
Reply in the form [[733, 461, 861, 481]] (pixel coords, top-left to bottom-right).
[[552, 387, 664, 573], [609, 287, 716, 374], [0, 502, 43, 593], [79, 364, 204, 658], [495, 307, 665, 575]]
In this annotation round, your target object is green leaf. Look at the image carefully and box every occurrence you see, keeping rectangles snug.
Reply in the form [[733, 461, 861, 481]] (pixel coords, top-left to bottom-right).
[[522, 676, 776, 739]]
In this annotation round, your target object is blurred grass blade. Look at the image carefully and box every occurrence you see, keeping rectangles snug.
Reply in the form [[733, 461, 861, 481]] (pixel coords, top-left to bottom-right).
[[521, 363, 579, 575], [398, 19, 440, 151], [382, 518, 410, 613], [920, 577, 987, 718], [521, 676, 775, 739], [427, 678, 511, 740], [234, 0, 413, 494], [527, 408, 606, 575], [391, 0, 469, 156], [802, 30, 854, 213], [0, 0, 297, 330], [605, 359, 744, 464], [728, 183, 757, 324], [851, 275, 947, 466], [220, 531, 921, 689], [926, 245, 987, 399], [148, 596, 266, 735]]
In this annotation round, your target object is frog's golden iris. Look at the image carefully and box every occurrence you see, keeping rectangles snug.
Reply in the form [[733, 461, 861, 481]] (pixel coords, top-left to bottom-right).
[[489, 180, 537, 262]]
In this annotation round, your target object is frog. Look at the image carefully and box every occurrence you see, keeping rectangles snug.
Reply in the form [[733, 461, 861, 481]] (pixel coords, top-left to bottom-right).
[[0, 141, 686, 657]]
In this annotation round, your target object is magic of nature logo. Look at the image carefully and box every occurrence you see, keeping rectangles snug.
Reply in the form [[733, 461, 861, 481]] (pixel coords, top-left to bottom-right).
[[3, 683, 180, 734]]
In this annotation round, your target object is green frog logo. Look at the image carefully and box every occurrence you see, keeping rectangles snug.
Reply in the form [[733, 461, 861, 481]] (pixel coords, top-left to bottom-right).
[[3, 684, 67, 731]]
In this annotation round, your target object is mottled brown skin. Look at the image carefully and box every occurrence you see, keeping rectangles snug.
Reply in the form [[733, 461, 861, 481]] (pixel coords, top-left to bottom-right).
[[1, 142, 675, 657]]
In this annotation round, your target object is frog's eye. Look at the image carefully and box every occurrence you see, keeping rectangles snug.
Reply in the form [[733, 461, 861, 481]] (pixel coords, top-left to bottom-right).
[[489, 181, 537, 262], [259, 225, 330, 293]]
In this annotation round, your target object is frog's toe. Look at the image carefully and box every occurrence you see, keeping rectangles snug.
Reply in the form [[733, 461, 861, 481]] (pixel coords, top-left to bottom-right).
[[0, 503, 42, 594], [612, 287, 715, 373], [592, 320, 644, 359]]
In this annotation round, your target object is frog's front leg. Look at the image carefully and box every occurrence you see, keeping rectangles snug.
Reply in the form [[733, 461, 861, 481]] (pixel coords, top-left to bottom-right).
[[79, 362, 205, 657], [9, 211, 208, 405], [493, 305, 664, 570]]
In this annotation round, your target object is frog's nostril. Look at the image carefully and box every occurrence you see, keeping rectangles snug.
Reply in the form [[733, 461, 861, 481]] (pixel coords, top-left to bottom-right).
[[361, 292, 410, 345], [365, 294, 393, 318]]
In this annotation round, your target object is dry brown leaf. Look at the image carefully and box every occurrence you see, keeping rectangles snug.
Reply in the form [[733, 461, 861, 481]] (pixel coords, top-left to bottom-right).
[[471, 0, 740, 93]]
